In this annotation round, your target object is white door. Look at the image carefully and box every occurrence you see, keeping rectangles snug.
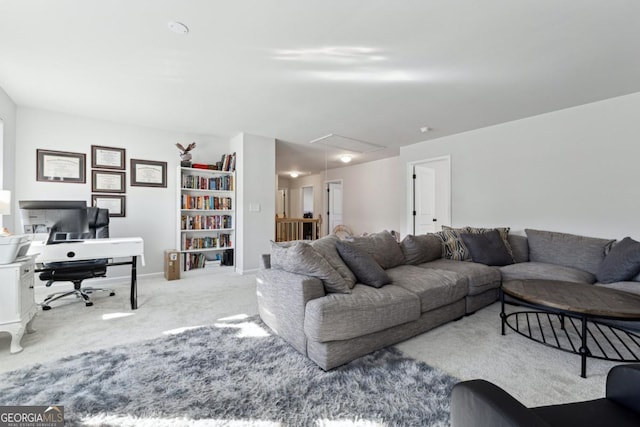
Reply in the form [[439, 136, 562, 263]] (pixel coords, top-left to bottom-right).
[[327, 181, 343, 234], [410, 156, 451, 235], [414, 165, 437, 234]]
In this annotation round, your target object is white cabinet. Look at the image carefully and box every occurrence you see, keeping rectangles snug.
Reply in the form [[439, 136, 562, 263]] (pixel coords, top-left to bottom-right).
[[176, 166, 236, 272], [0, 256, 37, 353]]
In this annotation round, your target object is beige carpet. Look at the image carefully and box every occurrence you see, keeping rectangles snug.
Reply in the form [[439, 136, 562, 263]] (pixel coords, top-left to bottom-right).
[[1, 271, 617, 410]]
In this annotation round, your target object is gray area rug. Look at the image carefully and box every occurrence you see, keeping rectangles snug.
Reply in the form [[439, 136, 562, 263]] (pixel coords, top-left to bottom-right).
[[0, 316, 458, 426]]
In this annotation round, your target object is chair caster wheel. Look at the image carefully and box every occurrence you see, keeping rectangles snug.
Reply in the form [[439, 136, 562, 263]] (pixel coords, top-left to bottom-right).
[[42, 305, 51, 311], [85, 302, 94, 307], [109, 292, 115, 296]]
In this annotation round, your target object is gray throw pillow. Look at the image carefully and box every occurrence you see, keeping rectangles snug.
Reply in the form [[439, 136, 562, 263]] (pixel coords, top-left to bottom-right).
[[401, 234, 442, 264], [336, 240, 391, 288], [460, 230, 514, 266], [270, 241, 351, 294], [310, 234, 357, 289], [348, 230, 405, 269], [596, 237, 640, 284]]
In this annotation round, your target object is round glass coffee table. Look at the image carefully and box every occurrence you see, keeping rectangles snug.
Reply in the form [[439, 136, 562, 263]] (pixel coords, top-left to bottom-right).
[[500, 279, 640, 378]]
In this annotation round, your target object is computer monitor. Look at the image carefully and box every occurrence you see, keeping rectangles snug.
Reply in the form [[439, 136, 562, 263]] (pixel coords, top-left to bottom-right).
[[19, 200, 89, 243]]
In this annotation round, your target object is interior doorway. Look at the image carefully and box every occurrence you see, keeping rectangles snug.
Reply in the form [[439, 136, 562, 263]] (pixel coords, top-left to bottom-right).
[[302, 186, 314, 217], [326, 180, 343, 235], [408, 156, 451, 235], [276, 188, 288, 217]]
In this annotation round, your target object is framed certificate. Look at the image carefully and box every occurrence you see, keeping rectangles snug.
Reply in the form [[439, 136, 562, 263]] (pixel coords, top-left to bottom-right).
[[37, 149, 86, 183], [92, 170, 125, 193], [130, 159, 167, 188], [91, 145, 126, 170], [92, 194, 126, 217]]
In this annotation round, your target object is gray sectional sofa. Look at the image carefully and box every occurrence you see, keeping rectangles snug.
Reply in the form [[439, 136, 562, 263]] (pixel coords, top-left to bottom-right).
[[257, 228, 640, 370]]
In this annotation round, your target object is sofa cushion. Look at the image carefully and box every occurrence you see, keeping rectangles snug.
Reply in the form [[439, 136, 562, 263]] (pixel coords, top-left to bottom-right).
[[349, 230, 405, 269], [435, 228, 470, 261], [500, 261, 596, 284], [270, 241, 351, 294], [400, 233, 442, 265], [596, 237, 640, 284], [525, 229, 615, 275], [336, 240, 390, 288], [460, 230, 514, 266], [303, 284, 421, 342], [419, 258, 501, 296], [310, 234, 357, 289], [507, 234, 529, 263], [386, 265, 468, 312]]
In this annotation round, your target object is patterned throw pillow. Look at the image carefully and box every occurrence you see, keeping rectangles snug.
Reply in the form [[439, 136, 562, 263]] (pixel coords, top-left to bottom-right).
[[435, 227, 470, 261], [436, 225, 515, 262]]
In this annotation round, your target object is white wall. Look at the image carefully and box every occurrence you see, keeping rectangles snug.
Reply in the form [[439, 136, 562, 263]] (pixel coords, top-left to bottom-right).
[[0, 87, 17, 230], [14, 107, 228, 276], [326, 157, 402, 237], [231, 133, 275, 273], [400, 91, 640, 241]]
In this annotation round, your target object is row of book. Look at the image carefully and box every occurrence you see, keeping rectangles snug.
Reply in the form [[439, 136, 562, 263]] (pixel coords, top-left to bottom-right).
[[183, 252, 206, 271], [181, 234, 232, 251], [181, 195, 232, 210], [182, 174, 234, 191], [181, 214, 233, 230], [190, 152, 236, 172]]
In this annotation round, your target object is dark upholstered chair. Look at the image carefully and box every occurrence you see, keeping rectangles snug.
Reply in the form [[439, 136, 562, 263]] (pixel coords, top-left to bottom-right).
[[40, 207, 115, 310], [450, 364, 640, 427]]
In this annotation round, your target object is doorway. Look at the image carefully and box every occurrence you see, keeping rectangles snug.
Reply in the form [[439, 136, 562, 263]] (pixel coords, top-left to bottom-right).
[[326, 180, 343, 235], [408, 156, 451, 235]]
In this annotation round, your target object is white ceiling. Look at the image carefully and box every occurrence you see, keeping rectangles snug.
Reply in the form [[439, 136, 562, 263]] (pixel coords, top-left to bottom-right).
[[2, 1, 640, 176]]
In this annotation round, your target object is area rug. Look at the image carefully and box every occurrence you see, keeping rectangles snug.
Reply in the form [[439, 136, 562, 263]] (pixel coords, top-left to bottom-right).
[[0, 315, 458, 426]]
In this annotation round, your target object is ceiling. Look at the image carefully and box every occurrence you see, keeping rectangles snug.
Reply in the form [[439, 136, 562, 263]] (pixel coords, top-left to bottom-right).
[[2, 1, 640, 177]]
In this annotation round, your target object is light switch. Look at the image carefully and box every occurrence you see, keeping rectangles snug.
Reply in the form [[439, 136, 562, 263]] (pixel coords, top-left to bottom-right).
[[249, 203, 261, 212]]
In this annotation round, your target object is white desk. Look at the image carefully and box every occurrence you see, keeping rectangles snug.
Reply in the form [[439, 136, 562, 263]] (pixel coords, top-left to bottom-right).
[[28, 237, 145, 310]]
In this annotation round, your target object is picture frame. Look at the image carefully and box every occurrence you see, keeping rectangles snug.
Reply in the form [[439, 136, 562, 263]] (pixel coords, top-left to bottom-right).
[[91, 145, 126, 170], [92, 170, 125, 193], [92, 194, 126, 217], [130, 159, 167, 188], [37, 149, 86, 183]]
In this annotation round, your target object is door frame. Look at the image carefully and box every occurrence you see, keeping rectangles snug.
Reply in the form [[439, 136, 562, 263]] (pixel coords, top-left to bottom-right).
[[324, 179, 343, 235], [406, 155, 451, 235]]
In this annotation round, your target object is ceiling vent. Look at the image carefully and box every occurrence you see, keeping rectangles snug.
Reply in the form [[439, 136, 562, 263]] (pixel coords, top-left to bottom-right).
[[309, 133, 384, 153]]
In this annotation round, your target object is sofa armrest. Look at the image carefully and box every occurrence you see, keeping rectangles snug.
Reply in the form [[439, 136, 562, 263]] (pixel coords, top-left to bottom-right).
[[606, 364, 640, 413], [256, 267, 325, 356], [451, 380, 550, 427]]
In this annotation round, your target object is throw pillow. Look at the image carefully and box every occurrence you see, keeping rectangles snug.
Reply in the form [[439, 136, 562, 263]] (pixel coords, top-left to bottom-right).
[[460, 230, 514, 266], [348, 230, 405, 269], [435, 227, 470, 261], [400, 234, 442, 265], [336, 240, 391, 288], [270, 241, 351, 294], [310, 234, 357, 289], [596, 237, 640, 284], [465, 226, 515, 262]]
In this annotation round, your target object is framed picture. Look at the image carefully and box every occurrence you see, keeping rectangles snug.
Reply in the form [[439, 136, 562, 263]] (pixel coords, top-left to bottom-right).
[[91, 145, 126, 170], [36, 149, 86, 183], [92, 170, 125, 193], [130, 159, 167, 188], [92, 194, 126, 217]]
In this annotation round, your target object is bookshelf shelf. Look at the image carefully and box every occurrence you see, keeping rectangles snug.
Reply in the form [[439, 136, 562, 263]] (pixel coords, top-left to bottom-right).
[[176, 162, 235, 272]]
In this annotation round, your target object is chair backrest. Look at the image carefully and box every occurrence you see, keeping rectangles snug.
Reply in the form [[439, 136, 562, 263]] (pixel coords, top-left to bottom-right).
[[86, 207, 110, 239]]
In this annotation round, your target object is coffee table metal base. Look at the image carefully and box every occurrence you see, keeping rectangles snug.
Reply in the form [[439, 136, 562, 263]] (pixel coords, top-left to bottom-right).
[[500, 290, 640, 378]]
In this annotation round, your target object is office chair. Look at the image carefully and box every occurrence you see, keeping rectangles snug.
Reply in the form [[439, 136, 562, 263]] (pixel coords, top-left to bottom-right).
[[40, 207, 116, 310]]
